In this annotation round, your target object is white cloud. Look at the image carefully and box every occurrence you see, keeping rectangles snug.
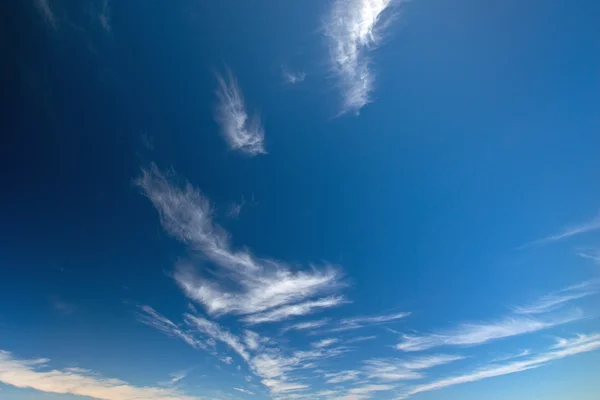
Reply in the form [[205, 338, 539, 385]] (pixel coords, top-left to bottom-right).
[[281, 319, 329, 334], [35, 0, 57, 28], [324, 370, 361, 383], [137, 306, 207, 351], [98, 0, 111, 32], [396, 309, 583, 352], [215, 68, 266, 155], [345, 335, 377, 344], [244, 297, 347, 325], [0, 350, 197, 400], [233, 387, 255, 395], [159, 369, 191, 387], [324, 0, 401, 114], [282, 69, 306, 84], [397, 333, 600, 399], [312, 338, 339, 348], [137, 166, 345, 323], [185, 314, 250, 362], [330, 312, 410, 332], [514, 280, 598, 314], [519, 211, 600, 249]]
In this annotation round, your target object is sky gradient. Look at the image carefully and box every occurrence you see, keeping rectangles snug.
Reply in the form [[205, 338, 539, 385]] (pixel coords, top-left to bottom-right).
[[2, 0, 600, 399]]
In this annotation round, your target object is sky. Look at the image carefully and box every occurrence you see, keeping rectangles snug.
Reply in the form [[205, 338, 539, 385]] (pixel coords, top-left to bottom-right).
[[1, 0, 600, 399]]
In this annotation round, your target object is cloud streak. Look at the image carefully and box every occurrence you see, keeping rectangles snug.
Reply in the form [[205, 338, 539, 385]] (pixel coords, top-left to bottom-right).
[[398, 333, 600, 399], [396, 310, 583, 352], [137, 165, 345, 323], [325, 0, 400, 114], [519, 211, 600, 249], [215, 68, 266, 155], [0, 350, 197, 400]]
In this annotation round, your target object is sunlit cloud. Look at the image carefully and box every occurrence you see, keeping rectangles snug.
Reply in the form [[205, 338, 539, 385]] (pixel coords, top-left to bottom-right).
[[519, 211, 600, 249], [137, 165, 345, 323], [0, 350, 198, 400], [324, 0, 402, 114], [397, 333, 600, 399], [396, 309, 583, 352], [215, 68, 266, 155]]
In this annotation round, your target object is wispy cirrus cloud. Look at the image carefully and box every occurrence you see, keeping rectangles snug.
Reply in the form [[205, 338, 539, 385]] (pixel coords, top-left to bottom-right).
[[345, 335, 377, 344], [513, 280, 598, 315], [396, 309, 583, 352], [243, 296, 347, 325], [98, 0, 111, 32], [397, 333, 600, 399], [215, 68, 265, 155], [519, 211, 600, 249], [0, 350, 197, 400], [233, 387, 255, 395], [137, 305, 208, 351], [185, 314, 250, 362], [282, 69, 306, 85], [324, 370, 361, 383], [312, 338, 340, 348], [324, 0, 401, 114], [330, 311, 410, 332], [35, 0, 57, 29], [137, 165, 345, 324], [281, 319, 329, 334]]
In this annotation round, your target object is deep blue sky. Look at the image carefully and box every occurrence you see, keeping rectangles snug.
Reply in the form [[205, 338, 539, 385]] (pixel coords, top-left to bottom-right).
[[1, 1, 600, 399]]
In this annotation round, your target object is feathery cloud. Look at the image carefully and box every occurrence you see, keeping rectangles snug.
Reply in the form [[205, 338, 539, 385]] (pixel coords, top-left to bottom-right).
[[98, 0, 111, 32], [234, 387, 255, 395], [396, 309, 583, 352], [243, 296, 347, 325], [185, 314, 250, 362], [35, 0, 57, 28], [0, 350, 197, 400], [325, 0, 401, 114], [345, 335, 377, 344], [281, 319, 329, 334], [312, 338, 339, 348], [514, 280, 598, 315], [324, 370, 361, 383], [330, 311, 410, 332], [397, 333, 600, 399], [283, 69, 306, 84], [137, 166, 344, 323], [519, 211, 600, 249], [215, 68, 266, 155], [137, 306, 207, 350]]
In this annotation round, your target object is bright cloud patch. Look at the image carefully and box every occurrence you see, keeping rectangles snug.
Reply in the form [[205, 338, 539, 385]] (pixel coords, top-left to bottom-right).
[[215, 68, 266, 155], [137, 165, 345, 323], [0, 351, 197, 400], [325, 0, 401, 114]]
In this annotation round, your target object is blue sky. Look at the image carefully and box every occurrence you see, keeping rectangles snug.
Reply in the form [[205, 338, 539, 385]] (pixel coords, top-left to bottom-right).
[[2, 0, 600, 399]]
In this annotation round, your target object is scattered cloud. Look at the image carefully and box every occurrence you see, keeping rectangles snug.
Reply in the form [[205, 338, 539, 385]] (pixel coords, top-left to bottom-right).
[[159, 369, 192, 387], [214, 68, 266, 155], [233, 387, 255, 395], [243, 296, 347, 325], [185, 314, 250, 362], [324, 0, 401, 114], [281, 319, 329, 334], [312, 338, 339, 348], [324, 370, 361, 383], [137, 165, 345, 324], [397, 333, 600, 399], [396, 310, 583, 352], [519, 211, 600, 249], [98, 0, 111, 32], [513, 280, 598, 315], [35, 0, 57, 29], [345, 335, 377, 344], [282, 69, 306, 84], [137, 305, 207, 351], [0, 350, 197, 400], [330, 312, 410, 332]]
